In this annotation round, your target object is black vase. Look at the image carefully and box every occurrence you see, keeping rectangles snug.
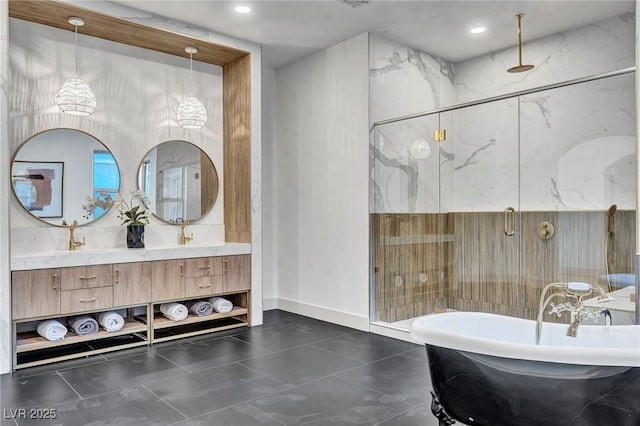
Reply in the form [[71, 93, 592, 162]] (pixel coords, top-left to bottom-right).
[[126, 225, 145, 248]]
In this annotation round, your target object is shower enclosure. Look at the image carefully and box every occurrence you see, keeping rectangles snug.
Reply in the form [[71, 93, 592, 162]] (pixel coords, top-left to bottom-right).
[[370, 69, 636, 328]]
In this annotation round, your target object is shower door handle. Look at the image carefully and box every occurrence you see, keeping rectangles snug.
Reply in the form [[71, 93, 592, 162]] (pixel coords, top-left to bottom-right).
[[504, 207, 515, 236]]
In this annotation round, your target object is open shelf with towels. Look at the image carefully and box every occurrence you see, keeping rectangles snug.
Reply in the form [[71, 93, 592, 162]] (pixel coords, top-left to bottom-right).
[[138, 292, 250, 343], [12, 306, 150, 369]]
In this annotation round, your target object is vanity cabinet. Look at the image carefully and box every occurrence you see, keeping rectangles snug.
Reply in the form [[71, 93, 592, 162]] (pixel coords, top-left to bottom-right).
[[185, 256, 224, 298], [151, 259, 186, 302], [12, 269, 61, 320], [11, 252, 251, 369], [146, 255, 250, 343], [224, 255, 251, 292], [113, 262, 152, 306]]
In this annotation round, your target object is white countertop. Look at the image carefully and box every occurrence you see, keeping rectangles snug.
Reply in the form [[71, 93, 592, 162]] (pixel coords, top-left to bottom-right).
[[584, 286, 636, 313], [11, 242, 252, 271]]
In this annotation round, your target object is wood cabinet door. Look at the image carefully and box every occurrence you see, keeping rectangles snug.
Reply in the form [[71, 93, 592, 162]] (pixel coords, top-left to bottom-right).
[[12, 269, 61, 320], [113, 262, 152, 307], [150, 259, 185, 302], [223, 255, 251, 292]]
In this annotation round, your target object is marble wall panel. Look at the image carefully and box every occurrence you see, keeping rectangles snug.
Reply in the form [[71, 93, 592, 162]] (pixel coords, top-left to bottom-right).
[[369, 33, 454, 125], [454, 13, 635, 105], [519, 72, 635, 211]]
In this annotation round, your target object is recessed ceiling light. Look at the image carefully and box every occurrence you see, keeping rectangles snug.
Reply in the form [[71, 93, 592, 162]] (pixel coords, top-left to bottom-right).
[[470, 27, 486, 34], [235, 5, 251, 14]]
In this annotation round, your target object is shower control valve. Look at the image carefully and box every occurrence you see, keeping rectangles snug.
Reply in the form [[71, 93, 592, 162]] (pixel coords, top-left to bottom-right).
[[537, 221, 555, 240]]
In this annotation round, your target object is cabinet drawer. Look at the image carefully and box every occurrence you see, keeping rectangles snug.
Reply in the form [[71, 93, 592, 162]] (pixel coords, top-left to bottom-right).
[[61, 287, 113, 314], [186, 276, 223, 298], [185, 257, 223, 278], [60, 265, 113, 290]]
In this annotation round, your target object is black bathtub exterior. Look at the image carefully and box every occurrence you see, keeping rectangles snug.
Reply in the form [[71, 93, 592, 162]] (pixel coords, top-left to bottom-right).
[[426, 344, 640, 426]]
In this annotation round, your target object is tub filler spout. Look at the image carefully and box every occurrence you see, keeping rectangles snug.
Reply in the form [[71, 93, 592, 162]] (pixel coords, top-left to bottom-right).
[[536, 281, 608, 343]]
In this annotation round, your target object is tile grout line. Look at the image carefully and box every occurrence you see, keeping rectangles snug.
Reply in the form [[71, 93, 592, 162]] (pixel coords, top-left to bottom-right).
[[56, 371, 84, 401], [141, 384, 190, 422]]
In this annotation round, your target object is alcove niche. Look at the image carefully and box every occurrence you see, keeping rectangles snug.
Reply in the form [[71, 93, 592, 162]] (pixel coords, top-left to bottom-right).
[[8, 0, 252, 243]]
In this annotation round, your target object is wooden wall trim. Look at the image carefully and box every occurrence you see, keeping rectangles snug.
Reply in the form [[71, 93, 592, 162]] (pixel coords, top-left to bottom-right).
[[223, 55, 251, 243], [9, 0, 248, 66]]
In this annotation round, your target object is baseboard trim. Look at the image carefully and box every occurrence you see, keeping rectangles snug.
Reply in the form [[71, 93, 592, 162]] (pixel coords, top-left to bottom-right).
[[262, 297, 278, 311], [271, 298, 370, 331]]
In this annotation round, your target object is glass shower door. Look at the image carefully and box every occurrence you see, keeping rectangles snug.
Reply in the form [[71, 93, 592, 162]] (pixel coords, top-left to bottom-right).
[[440, 98, 521, 316]]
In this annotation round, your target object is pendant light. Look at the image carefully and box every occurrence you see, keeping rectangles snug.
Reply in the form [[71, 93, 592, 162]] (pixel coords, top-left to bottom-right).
[[177, 46, 207, 129], [56, 17, 96, 115], [507, 13, 535, 73]]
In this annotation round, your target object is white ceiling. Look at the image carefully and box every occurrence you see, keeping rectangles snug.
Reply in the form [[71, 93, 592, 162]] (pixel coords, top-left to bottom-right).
[[111, 0, 635, 69]]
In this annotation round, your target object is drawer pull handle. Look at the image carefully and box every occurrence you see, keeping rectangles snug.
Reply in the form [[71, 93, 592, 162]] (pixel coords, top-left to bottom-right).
[[198, 265, 211, 270], [79, 274, 97, 280], [53, 273, 58, 290], [180, 264, 184, 278], [80, 297, 97, 303], [115, 270, 120, 284], [198, 285, 212, 289], [224, 260, 228, 273]]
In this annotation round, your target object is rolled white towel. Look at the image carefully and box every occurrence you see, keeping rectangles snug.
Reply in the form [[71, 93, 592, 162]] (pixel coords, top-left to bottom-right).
[[160, 302, 189, 321], [98, 311, 125, 332], [67, 315, 99, 336], [185, 300, 214, 316], [37, 319, 67, 341], [209, 296, 233, 313]]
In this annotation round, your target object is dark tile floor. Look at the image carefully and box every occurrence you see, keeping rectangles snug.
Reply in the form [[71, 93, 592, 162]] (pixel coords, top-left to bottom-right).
[[1, 310, 440, 426]]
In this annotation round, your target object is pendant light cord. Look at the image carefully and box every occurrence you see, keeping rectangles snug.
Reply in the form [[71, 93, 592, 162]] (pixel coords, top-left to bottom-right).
[[74, 23, 79, 77], [189, 51, 194, 97]]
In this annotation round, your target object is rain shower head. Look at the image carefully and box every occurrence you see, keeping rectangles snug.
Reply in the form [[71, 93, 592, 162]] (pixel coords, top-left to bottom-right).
[[507, 14, 535, 73]]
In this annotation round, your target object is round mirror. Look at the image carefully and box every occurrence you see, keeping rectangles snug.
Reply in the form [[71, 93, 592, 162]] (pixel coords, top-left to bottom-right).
[[11, 129, 120, 227], [137, 140, 218, 224]]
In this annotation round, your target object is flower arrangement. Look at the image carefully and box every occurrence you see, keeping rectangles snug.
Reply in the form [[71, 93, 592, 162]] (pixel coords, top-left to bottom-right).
[[82, 191, 114, 220], [116, 190, 150, 226]]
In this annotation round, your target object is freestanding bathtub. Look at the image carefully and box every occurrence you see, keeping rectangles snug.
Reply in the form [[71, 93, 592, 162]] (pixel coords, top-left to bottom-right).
[[410, 312, 640, 426]]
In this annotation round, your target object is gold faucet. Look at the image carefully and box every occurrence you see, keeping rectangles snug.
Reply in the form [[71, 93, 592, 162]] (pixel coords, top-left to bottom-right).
[[67, 220, 86, 251], [179, 220, 194, 245]]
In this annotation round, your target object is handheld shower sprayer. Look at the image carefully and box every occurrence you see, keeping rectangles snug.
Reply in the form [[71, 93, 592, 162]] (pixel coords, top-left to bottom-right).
[[607, 204, 617, 237], [605, 204, 617, 292]]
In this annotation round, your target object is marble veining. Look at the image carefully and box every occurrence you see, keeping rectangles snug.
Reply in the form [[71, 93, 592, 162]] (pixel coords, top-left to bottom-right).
[[369, 34, 454, 124]]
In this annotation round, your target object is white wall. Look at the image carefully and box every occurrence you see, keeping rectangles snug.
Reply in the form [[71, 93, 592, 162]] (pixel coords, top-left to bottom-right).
[[0, 0, 11, 375], [262, 65, 278, 308], [274, 33, 370, 330]]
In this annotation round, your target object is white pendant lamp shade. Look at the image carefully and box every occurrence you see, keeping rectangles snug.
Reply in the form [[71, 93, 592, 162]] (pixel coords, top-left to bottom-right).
[[56, 77, 96, 116], [56, 17, 96, 116], [177, 96, 207, 129], [410, 137, 432, 159], [178, 46, 207, 129]]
